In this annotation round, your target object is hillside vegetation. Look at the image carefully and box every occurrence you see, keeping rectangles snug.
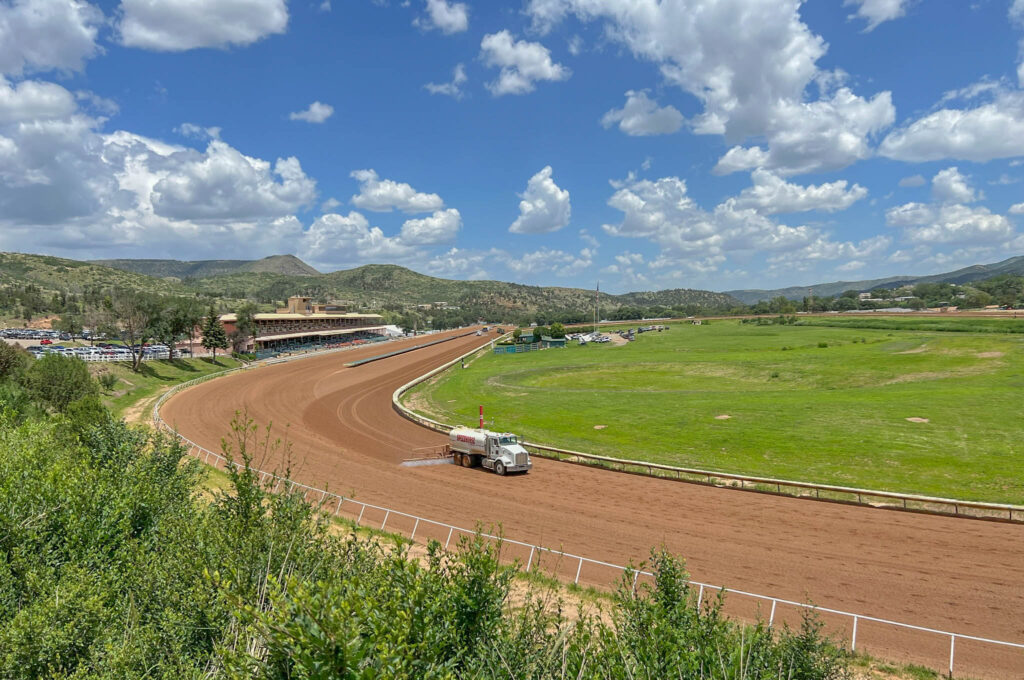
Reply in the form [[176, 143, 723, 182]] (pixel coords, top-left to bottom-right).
[[89, 254, 319, 279], [1, 253, 743, 327], [0, 252, 188, 296], [728, 255, 1024, 304]]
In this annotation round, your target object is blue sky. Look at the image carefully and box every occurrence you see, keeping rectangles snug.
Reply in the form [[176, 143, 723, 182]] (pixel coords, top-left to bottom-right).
[[1, 0, 1023, 293]]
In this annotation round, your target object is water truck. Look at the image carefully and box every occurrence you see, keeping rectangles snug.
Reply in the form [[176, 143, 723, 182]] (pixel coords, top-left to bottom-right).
[[449, 427, 532, 475]]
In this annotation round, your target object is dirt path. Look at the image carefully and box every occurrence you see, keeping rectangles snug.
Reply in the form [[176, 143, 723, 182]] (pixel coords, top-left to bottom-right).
[[162, 328, 1024, 678]]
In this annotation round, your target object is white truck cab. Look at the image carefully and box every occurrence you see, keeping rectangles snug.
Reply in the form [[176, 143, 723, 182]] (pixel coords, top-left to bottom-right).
[[449, 427, 532, 475]]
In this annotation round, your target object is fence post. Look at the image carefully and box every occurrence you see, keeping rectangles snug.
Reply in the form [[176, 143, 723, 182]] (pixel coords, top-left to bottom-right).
[[851, 615, 858, 651], [575, 557, 584, 585], [769, 600, 777, 626], [697, 584, 705, 607], [356, 504, 365, 527], [380, 511, 390, 532], [411, 518, 419, 541], [526, 546, 535, 571], [949, 635, 956, 678], [445, 526, 454, 550]]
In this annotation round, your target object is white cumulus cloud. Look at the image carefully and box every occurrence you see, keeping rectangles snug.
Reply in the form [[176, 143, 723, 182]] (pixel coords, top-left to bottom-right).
[[400, 208, 462, 245], [1008, 202, 1024, 215], [480, 31, 570, 96], [350, 169, 444, 213], [506, 247, 593, 276], [844, 0, 912, 31], [289, 101, 334, 123], [509, 166, 571, 234], [898, 174, 926, 188], [302, 211, 418, 268], [879, 90, 1024, 163], [601, 90, 684, 136], [119, 0, 288, 51], [887, 204, 1014, 245], [730, 169, 868, 215], [425, 247, 499, 280], [424, 63, 467, 99], [150, 141, 316, 221], [526, 0, 894, 177], [885, 168, 1015, 247], [415, 0, 468, 34], [601, 174, 888, 276], [0, 0, 104, 76], [931, 167, 978, 204]]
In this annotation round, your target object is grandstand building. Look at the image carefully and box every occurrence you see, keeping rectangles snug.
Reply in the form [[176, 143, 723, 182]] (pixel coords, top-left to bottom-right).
[[220, 296, 386, 352]]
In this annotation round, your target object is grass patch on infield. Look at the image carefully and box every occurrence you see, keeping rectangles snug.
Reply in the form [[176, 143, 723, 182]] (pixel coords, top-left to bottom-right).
[[405, 318, 1024, 504]]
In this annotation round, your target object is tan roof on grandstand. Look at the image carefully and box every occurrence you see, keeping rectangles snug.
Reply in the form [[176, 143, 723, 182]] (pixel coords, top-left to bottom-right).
[[219, 312, 383, 322], [255, 326, 387, 342]]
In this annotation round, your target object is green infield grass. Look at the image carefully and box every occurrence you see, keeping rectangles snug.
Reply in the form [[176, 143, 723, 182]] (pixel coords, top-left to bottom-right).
[[404, 319, 1024, 504]]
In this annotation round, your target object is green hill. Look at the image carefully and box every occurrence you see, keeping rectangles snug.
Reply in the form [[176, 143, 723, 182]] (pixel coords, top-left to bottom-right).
[[0, 252, 187, 295], [727, 255, 1024, 304], [189, 264, 742, 316], [90, 254, 320, 279], [0, 253, 741, 325]]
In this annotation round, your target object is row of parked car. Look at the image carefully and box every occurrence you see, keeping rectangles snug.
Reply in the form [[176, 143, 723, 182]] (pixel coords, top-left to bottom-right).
[[1, 328, 72, 341], [27, 343, 183, 361]]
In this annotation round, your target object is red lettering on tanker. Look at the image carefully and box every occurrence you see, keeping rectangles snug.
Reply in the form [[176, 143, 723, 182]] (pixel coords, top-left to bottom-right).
[[456, 434, 476, 444]]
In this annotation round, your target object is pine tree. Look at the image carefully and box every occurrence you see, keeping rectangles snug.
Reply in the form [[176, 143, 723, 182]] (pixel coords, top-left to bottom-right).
[[201, 305, 228, 361]]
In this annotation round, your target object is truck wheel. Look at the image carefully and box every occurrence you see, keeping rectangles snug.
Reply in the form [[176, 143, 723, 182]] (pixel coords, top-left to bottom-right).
[[494, 461, 506, 476]]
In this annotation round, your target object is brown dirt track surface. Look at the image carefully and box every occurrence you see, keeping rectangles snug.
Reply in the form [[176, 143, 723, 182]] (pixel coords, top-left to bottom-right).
[[161, 328, 1024, 678]]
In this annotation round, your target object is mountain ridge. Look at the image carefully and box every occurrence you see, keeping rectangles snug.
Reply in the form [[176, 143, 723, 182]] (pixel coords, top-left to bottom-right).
[[725, 255, 1024, 304], [89, 254, 320, 279], [0, 253, 741, 320]]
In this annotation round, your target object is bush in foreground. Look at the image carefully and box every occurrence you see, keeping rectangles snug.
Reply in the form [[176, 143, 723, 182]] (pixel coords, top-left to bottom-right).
[[0, 407, 850, 679]]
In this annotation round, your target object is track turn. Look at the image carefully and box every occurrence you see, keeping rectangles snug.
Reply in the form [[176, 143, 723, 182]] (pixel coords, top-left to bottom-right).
[[162, 328, 1024, 677]]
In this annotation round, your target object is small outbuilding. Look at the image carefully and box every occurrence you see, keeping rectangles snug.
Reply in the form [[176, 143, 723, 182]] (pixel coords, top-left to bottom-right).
[[541, 336, 567, 348]]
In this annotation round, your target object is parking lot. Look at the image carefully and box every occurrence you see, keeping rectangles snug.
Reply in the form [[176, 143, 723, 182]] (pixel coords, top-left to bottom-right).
[[1, 328, 184, 362]]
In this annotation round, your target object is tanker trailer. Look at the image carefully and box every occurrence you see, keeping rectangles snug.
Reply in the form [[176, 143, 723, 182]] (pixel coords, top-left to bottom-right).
[[449, 427, 532, 475]]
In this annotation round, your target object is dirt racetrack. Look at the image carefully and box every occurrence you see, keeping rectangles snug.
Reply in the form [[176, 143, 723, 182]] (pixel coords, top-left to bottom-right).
[[162, 328, 1024, 677]]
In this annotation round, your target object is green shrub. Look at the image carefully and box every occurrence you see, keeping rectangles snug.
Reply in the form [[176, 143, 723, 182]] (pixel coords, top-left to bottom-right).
[[23, 354, 98, 413], [0, 411, 853, 679], [0, 341, 30, 381], [64, 395, 110, 437], [817, 341, 828, 348], [97, 372, 119, 392]]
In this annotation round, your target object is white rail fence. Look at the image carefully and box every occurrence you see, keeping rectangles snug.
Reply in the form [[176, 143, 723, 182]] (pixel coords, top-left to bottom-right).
[[152, 338, 1024, 678], [156, 423, 1024, 678], [391, 342, 1024, 524]]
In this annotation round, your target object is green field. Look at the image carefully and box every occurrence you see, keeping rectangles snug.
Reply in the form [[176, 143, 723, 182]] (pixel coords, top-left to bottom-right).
[[405, 319, 1024, 504]]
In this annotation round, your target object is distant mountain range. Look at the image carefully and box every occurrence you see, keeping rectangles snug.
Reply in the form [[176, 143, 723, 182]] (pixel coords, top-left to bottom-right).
[[9, 250, 1023, 314], [725, 255, 1024, 304], [89, 254, 319, 279], [0, 253, 740, 319]]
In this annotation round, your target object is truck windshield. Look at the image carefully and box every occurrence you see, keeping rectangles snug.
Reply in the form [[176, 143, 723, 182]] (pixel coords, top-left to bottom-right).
[[498, 436, 517, 444]]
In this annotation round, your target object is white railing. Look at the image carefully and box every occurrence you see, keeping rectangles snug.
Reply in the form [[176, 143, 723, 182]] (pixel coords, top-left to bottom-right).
[[154, 419, 1024, 679], [391, 346, 1024, 524], [152, 335, 1024, 678]]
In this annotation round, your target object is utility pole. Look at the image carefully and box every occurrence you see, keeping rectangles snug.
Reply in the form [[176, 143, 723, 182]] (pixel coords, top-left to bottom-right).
[[594, 281, 600, 334]]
